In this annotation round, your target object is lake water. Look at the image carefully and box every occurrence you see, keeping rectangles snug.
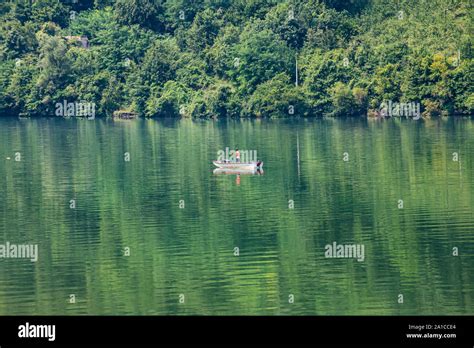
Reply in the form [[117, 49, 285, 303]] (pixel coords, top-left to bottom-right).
[[0, 117, 473, 315]]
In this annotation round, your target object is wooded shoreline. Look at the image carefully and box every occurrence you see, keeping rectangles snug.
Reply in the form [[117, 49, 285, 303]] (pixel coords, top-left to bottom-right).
[[0, 1, 472, 119]]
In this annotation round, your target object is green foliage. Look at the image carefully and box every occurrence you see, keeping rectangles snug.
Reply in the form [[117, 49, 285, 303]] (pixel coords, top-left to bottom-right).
[[36, 32, 72, 90], [0, 2, 10, 17], [329, 82, 367, 116], [100, 75, 124, 115], [94, 0, 115, 9], [0, 19, 38, 58], [244, 73, 307, 117], [114, 0, 165, 31], [31, 0, 69, 27], [146, 80, 189, 117], [264, 3, 307, 49], [184, 8, 223, 53], [8, 1, 33, 23], [323, 0, 369, 14], [234, 26, 294, 94], [0, 0, 472, 117], [372, 63, 403, 105], [4, 54, 40, 115], [131, 38, 180, 113], [302, 49, 354, 114]]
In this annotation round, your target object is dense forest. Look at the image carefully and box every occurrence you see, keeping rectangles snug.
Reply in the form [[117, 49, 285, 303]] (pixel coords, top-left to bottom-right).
[[0, 0, 472, 118]]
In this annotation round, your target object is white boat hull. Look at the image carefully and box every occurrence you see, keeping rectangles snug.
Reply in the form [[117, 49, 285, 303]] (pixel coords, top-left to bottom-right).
[[213, 161, 263, 170]]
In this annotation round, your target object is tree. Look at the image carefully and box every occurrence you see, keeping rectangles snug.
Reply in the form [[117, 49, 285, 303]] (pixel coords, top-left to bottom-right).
[[4, 54, 40, 115], [264, 3, 307, 49], [329, 82, 367, 116], [184, 8, 223, 53], [233, 26, 294, 94], [114, 0, 165, 31], [31, 0, 69, 27], [244, 73, 307, 117], [36, 32, 72, 90], [301, 49, 353, 114], [0, 19, 37, 58], [100, 76, 124, 115], [129, 38, 180, 113], [146, 80, 190, 117], [0, 0, 472, 117], [322, 0, 369, 14]]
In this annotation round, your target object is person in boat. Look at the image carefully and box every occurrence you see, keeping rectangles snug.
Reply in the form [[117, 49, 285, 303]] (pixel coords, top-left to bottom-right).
[[235, 148, 240, 163]]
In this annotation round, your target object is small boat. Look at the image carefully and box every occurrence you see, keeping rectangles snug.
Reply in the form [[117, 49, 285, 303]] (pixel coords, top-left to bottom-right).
[[212, 160, 263, 170]]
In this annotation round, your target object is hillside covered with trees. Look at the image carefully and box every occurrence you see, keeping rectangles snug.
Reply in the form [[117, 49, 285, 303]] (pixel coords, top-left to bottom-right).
[[0, 0, 472, 118]]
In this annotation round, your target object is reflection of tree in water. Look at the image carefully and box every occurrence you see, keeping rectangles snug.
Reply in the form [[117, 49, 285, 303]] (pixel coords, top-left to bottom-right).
[[0, 118, 472, 315]]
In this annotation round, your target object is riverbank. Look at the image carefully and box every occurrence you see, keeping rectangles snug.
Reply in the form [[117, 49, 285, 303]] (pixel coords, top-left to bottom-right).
[[1, 1, 472, 119]]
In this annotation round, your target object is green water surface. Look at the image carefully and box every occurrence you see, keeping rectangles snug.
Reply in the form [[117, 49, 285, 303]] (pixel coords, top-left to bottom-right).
[[0, 117, 473, 315]]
